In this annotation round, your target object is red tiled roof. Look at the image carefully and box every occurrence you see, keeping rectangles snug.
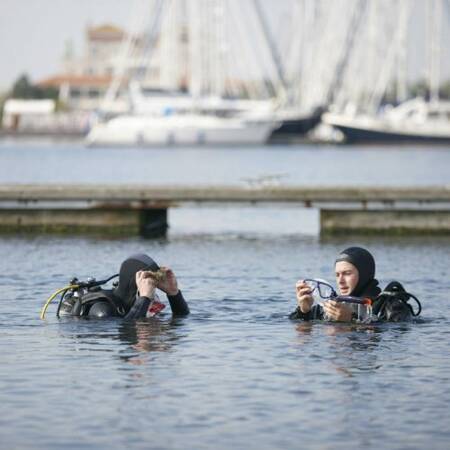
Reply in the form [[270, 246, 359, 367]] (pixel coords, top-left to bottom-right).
[[36, 74, 113, 88], [87, 24, 125, 40]]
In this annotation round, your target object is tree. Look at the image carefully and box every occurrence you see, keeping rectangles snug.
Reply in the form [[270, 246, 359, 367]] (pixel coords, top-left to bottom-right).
[[439, 80, 450, 100], [408, 79, 429, 99], [9, 73, 58, 100], [0, 91, 7, 124], [11, 74, 35, 98]]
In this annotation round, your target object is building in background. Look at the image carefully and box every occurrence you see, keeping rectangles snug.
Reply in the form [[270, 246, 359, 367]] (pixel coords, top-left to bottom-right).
[[35, 24, 159, 112], [2, 99, 55, 130]]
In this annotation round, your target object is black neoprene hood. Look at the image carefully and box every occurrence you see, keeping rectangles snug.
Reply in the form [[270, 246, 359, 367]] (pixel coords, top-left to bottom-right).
[[114, 253, 159, 307], [335, 247, 376, 296]]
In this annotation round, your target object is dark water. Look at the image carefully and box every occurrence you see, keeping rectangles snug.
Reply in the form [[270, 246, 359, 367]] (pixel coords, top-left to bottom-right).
[[0, 142, 449, 449]]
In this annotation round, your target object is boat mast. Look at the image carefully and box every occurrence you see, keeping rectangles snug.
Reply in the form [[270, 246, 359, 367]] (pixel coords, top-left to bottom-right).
[[226, 0, 270, 100], [211, 0, 226, 98], [367, 1, 412, 114], [101, 0, 165, 112], [325, 0, 366, 108], [251, 0, 288, 105], [159, 0, 182, 90], [428, 0, 442, 104], [284, 0, 314, 111], [186, 0, 201, 104], [396, 0, 409, 104], [101, 0, 148, 112]]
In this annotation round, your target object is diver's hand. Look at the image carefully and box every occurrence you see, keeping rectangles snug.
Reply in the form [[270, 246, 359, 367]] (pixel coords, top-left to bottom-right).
[[156, 266, 179, 296], [322, 300, 353, 322], [136, 270, 157, 299], [296, 280, 314, 313]]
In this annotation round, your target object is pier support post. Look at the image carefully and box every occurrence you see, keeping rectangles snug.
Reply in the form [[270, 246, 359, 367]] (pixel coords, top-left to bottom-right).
[[139, 208, 168, 238], [320, 209, 450, 234]]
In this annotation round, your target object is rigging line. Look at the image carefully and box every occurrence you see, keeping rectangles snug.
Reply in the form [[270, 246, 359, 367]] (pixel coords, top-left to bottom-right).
[[135, 0, 166, 85], [101, 0, 148, 111], [429, 0, 442, 103], [325, 0, 367, 107], [251, 0, 288, 103], [305, 0, 358, 110], [368, 1, 413, 113], [227, 0, 268, 99]]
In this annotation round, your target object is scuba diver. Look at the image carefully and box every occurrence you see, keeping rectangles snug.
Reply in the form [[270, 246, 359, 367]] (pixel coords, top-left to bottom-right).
[[290, 246, 421, 322], [47, 253, 189, 320]]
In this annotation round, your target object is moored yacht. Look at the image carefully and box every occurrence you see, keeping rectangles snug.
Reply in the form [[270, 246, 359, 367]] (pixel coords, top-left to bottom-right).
[[322, 98, 450, 144], [86, 113, 279, 146]]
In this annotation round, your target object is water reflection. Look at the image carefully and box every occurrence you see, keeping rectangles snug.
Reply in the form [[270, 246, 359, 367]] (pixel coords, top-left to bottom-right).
[[295, 322, 412, 376], [117, 318, 184, 365], [295, 321, 314, 339], [56, 316, 187, 366]]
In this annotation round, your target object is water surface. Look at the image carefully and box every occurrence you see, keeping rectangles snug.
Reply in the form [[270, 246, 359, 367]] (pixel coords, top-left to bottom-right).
[[0, 233, 449, 450], [0, 141, 449, 186], [0, 142, 449, 449]]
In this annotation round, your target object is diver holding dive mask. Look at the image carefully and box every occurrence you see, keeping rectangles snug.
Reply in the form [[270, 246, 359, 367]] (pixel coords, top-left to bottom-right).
[[290, 247, 421, 323], [41, 253, 189, 320]]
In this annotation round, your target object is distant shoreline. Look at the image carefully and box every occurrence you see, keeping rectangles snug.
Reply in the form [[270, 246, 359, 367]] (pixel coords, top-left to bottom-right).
[[0, 130, 84, 139]]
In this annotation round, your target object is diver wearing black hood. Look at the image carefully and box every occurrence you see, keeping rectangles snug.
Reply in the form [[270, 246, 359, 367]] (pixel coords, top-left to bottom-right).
[[63, 253, 189, 319], [335, 247, 381, 298], [115, 253, 189, 319], [290, 247, 382, 322]]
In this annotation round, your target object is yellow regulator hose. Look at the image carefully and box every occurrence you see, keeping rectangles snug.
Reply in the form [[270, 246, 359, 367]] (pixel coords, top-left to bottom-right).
[[40, 285, 79, 320]]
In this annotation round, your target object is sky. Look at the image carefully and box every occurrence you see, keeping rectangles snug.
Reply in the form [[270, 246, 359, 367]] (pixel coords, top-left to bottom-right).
[[0, 0, 449, 93], [0, 0, 132, 91]]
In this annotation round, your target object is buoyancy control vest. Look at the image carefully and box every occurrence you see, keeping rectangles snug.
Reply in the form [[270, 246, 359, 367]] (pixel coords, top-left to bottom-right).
[[60, 287, 126, 318]]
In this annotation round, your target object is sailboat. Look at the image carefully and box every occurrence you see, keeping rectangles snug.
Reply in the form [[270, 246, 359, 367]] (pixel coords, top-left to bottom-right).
[[323, 98, 450, 144], [322, 0, 450, 144], [86, 0, 282, 146], [86, 112, 277, 146]]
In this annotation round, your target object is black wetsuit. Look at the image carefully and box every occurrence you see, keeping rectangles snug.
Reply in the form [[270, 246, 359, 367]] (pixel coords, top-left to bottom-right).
[[125, 290, 189, 319]]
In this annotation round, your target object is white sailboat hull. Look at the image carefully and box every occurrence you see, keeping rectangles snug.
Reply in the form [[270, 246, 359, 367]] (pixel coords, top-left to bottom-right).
[[86, 114, 276, 146]]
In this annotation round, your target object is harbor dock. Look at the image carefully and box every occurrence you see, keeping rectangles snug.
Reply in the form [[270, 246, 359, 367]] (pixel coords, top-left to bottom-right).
[[0, 184, 449, 236]]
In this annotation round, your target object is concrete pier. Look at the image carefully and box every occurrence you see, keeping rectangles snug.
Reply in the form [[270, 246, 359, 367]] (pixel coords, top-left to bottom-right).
[[0, 184, 448, 236], [0, 184, 449, 203], [0, 207, 168, 237], [321, 209, 450, 234]]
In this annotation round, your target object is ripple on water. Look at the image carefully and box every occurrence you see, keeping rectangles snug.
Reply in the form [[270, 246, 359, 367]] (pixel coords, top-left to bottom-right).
[[0, 229, 449, 449]]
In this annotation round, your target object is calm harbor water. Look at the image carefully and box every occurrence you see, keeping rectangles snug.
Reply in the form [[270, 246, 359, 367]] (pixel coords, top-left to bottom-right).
[[0, 142, 449, 449], [0, 139, 449, 186]]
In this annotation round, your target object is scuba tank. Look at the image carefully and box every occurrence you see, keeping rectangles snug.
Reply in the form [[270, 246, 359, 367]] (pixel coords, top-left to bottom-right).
[[40, 274, 123, 319], [372, 281, 422, 322]]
